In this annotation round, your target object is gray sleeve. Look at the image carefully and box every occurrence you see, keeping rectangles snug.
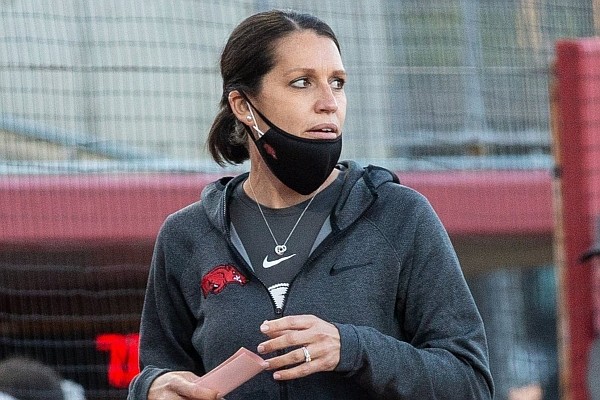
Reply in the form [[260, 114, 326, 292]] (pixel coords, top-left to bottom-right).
[[333, 200, 494, 399], [127, 367, 170, 400], [127, 221, 202, 399]]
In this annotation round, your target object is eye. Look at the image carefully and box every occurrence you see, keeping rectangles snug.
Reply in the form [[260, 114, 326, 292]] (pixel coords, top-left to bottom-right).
[[330, 78, 345, 90], [291, 78, 310, 88]]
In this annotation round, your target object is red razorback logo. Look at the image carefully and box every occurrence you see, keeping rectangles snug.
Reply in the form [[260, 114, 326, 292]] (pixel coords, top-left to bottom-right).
[[201, 264, 248, 298]]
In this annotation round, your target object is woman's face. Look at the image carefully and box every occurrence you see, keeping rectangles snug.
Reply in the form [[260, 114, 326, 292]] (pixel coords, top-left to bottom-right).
[[250, 30, 347, 140]]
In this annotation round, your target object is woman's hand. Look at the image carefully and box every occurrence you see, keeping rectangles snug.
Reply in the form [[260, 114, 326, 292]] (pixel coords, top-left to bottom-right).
[[148, 371, 223, 400], [256, 314, 341, 380]]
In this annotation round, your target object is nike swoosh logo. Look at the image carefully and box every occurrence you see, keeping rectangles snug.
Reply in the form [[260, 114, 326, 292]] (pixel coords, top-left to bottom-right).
[[263, 254, 296, 269]]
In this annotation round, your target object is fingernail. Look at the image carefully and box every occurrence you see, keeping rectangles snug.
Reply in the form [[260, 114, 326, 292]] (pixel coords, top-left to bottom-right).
[[273, 372, 281, 380], [260, 323, 269, 332], [257, 345, 265, 353]]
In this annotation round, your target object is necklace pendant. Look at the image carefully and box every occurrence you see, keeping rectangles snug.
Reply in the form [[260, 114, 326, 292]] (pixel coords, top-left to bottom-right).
[[275, 245, 287, 256]]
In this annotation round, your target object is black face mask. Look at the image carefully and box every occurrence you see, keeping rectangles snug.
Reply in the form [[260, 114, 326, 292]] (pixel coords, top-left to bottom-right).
[[245, 100, 342, 195]]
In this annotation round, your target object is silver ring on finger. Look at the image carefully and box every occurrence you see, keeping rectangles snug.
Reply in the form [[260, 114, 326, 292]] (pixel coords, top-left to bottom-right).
[[301, 346, 312, 363]]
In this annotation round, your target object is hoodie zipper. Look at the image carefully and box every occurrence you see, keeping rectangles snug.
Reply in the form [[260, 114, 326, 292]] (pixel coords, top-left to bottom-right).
[[218, 171, 372, 400], [221, 188, 290, 399]]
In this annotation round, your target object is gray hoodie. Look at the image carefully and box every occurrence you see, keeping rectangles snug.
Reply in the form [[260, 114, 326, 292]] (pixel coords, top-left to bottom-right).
[[128, 161, 494, 399]]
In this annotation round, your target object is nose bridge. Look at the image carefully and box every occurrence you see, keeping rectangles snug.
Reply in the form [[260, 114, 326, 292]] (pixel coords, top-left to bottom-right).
[[316, 80, 338, 112]]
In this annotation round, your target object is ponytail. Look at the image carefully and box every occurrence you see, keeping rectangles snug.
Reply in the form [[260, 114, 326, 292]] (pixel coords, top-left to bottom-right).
[[207, 104, 249, 166]]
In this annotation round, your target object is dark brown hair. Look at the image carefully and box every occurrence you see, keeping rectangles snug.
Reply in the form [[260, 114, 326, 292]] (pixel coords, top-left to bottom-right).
[[207, 9, 341, 165]]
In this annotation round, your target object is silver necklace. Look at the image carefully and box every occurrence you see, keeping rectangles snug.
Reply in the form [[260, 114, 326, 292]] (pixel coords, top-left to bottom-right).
[[248, 180, 322, 256]]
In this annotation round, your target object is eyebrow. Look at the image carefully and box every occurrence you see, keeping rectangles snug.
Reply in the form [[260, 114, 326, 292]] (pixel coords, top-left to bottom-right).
[[284, 67, 347, 77]]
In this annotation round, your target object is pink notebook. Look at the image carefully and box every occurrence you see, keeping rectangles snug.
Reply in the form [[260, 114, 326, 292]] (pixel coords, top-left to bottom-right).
[[195, 347, 268, 396]]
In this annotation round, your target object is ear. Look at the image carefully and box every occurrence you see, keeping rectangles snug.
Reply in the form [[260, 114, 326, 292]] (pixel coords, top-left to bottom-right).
[[228, 90, 253, 127]]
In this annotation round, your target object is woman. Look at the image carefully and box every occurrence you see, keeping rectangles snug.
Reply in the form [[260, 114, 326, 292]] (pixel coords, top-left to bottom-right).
[[129, 9, 494, 400]]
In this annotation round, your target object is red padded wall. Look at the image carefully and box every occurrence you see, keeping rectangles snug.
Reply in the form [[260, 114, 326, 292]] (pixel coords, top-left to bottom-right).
[[555, 38, 600, 400]]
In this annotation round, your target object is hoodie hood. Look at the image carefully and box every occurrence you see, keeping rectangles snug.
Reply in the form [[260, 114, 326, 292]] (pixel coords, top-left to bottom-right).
[[200, 161, 400, 235]]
